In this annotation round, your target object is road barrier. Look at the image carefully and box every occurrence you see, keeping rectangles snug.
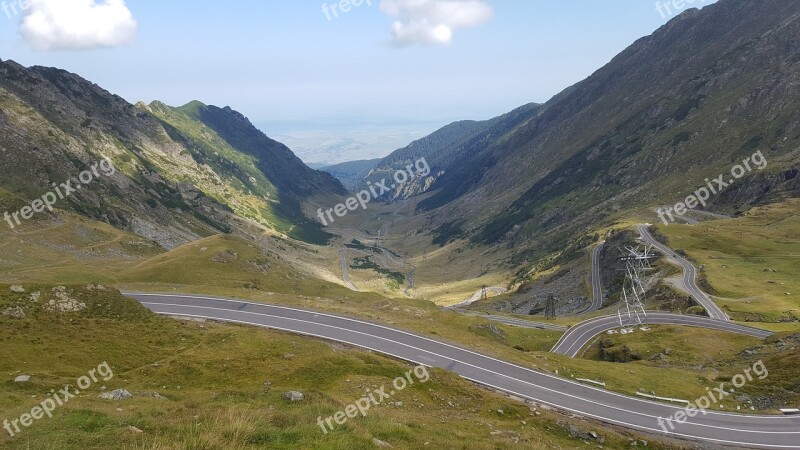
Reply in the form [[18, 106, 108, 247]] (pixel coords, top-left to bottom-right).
[[636, 392, 690, 405]]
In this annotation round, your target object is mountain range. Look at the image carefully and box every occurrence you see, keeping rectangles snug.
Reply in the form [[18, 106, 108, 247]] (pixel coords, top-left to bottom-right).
[[332, 0, 800, 280], [0, 61, 345, 247], [1, 0, 799, 306]]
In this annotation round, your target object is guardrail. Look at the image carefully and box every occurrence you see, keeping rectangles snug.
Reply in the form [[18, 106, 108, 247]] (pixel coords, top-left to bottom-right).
[[575, 377, 606, 387], [635, 392, 690, 405]]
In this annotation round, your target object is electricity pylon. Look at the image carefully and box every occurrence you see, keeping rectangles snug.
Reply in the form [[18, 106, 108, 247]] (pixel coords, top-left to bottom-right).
[[617, 246, 655, 331], [545, 294, 557, 319]]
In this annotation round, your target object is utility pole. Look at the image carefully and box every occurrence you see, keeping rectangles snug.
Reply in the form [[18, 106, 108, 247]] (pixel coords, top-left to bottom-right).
[[545, 294, 557, 319], [617, 246, 655, 332]]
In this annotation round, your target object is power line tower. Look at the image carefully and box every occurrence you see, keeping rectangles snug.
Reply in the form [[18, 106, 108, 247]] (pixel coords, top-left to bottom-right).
[[617, 246, 655, 333], [480, 285, 488, 302], [544, 294, 557, 319]]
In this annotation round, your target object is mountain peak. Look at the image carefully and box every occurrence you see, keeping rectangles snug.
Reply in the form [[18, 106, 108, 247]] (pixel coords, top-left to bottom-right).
[[175, 100, 208, 117]]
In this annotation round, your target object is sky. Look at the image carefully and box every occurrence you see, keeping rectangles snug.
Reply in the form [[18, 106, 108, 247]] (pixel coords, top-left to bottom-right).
[[0, 0, 719, 162]]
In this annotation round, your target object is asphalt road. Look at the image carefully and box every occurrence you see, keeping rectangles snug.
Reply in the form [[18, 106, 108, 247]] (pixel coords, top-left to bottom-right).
[[638, 225, 730, 321], [126, 292, 800, 449], [448, 309, 568, 331], [450, 286, 507, 308], [481, 314, 568, 331], [579, 241, 606, 314], [336, 227, 413, 296], [551, 312, 773, 358], [337, 249, 358, 291]]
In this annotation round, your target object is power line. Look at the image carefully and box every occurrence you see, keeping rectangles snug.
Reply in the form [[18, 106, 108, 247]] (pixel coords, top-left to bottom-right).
[[545, 294, 557, 319], [617, 245, 655, 332]]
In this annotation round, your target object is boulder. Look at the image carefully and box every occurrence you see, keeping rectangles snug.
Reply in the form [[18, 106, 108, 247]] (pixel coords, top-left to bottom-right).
[[283, 391, 304, 402], [99, 389, 133, 400]]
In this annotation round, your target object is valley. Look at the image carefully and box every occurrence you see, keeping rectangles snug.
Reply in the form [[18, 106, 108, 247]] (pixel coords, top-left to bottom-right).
[[1, 1, 799, 448]]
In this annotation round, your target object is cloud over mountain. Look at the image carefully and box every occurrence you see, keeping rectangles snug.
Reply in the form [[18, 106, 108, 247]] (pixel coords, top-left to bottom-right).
[[20, 0, 138, 51], [380, 0, 493, 47]]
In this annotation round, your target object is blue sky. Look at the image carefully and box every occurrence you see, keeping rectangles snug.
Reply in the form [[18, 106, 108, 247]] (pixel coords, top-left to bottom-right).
[[0, 1, 718, 127]]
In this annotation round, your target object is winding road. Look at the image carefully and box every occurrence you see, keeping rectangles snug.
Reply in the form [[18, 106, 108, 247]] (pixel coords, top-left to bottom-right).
[[447, 287, 567, 331], [449, 309, 568, 331], [450, 286, 508, 308], [337, 249, 358, 291], [125, 292, 800, 449], [578, 241, 606, 314], [638, 225, 730, 321], [480, 314, 568, 331], [551, 312, 772, 358], [336, 227, 415, 295]]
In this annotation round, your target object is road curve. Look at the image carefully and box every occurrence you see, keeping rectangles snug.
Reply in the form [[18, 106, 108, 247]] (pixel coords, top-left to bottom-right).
[[448, 309, 568, 331], [337, 249, 358, 291], [578, 241, 606, 314], [638, 225, 730, 321], [450, 286, 507, 308], [125, 292, 799, 449], [551, 312, 772, 358]]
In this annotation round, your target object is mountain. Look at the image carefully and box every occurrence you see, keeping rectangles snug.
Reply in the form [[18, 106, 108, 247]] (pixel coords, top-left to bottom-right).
[[320, 158, 381, 191], [405, 0, 800, 271], [355, 103, 541, 201], [0, 60, 345, 247], [2, 0, 798, 297], [145, 100, 347, 243]]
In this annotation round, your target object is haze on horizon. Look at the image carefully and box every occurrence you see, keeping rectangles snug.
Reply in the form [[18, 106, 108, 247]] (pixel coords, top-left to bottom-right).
[[0, 0, 718, 164]]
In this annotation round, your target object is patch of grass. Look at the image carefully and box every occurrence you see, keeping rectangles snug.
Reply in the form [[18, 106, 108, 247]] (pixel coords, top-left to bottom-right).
[[0, 286, 678, 450], [431, 221, 465, 247], [1, 213, 794, 422], [582, 325, 762, 368], [349, 256, 405, 285], [344, 239, 370, 251], [656, 199, 800, 322], [670, 131, 692, 146]]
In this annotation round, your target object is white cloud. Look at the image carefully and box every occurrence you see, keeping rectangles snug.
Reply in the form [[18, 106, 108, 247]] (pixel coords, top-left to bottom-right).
[[380, 0, 493, 47], [20, 0, 138, 51]]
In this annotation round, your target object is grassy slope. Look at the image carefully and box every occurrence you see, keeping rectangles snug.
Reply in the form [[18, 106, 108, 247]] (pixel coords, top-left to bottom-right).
[[144, 102, 297, 236], [0, 210, 795, 433], [656, 199, 800, 323], [562, 199, 800, 410], [0, 217, 745, 404], [0, 213, 162, 285], [582, 324, 800, 410], [582, 326, 762, 367], [0, 286, 681, 450]]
